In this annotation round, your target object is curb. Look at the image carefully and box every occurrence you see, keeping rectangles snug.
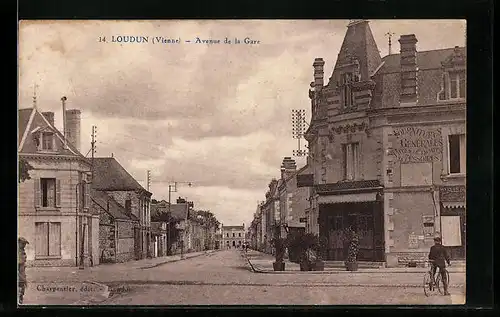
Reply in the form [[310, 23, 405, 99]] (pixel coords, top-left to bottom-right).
[[243, 253, 258, 273], [247, 260, 465, 274], [251, 267, 466, 274], [139, 250, 217, 269]]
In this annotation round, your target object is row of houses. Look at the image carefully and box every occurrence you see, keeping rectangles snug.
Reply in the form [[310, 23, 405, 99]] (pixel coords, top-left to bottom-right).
[[248, 20, 466, 267], [18, 105, 219, 267]]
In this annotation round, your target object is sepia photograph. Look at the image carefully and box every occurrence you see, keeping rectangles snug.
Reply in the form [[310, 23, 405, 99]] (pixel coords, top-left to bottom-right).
[[18, 19, 466, 306]]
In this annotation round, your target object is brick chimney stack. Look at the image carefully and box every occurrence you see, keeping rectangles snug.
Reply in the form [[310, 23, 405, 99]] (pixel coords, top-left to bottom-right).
[[399, 34, 418, 104], [313, 58, 325, 91], [65, 109, 81, 152], [42, 112, 55, 126], [280, 157, 297, 180]]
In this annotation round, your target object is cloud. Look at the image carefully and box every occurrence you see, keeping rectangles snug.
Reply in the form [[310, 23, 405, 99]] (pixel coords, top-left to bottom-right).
[[18, 19, 466, 226]]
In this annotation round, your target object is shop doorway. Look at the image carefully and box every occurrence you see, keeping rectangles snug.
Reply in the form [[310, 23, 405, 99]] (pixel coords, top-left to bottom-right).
[[319, 201, 384, 262], [440, 207, 466, 260]]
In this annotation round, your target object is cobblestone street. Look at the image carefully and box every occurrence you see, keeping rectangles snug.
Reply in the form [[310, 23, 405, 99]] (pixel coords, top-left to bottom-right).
[[22, 250, 465, 305]]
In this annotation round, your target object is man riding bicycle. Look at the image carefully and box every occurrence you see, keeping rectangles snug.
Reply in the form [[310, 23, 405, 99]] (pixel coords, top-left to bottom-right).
[[428, 236, 451, 295]]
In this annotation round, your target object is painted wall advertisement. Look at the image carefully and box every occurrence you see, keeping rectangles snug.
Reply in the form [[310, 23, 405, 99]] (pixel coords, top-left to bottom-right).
[[391, 127, 443, 163]]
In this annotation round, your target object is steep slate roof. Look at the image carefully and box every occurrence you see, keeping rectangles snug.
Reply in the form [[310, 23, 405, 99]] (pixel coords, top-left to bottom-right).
[[91, 189, 139, 221], [373, 46, 466, 107], [18, 107, 85, 158], [151, 202, 189, 221], [18, 108, 33, 147], [328, 20, 383, 83], [92, 157, 151, 195], [377, 47, 466, 74]]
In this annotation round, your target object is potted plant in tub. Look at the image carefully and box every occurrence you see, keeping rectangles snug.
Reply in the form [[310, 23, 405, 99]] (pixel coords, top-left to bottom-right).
[[312, 236, 327, 271], [344, 227, 360, 271], [272, 238, 286, 271], [297, 233, 320, 271]]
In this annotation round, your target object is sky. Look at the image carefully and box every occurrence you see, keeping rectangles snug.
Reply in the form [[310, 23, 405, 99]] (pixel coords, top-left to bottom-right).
[[18, 19, 466, 228]]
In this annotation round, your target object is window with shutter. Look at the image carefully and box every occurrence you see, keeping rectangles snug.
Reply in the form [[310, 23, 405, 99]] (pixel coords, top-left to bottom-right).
[[55, 179, 61, 207], [448, 134, 466, 174], [34, 178, 41, 208], [48, 222, 61, 256], [35, 222, 48, 257], [40, 178, 56, 208], [343, 143, 359, 180], [85, 182, 90, 210]]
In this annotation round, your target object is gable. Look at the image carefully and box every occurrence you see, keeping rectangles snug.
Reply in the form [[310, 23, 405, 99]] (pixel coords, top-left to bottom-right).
[[18, 108, 34, 148], [18, 108, 83, 158]]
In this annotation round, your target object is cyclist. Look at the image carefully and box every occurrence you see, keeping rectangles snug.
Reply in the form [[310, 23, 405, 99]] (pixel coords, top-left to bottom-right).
[[428, 236, 451, 295]]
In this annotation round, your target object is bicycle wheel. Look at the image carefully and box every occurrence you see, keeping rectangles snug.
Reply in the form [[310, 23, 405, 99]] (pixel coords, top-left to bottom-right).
[[436, 270, 450, 294], [423, 273, 433, 297]]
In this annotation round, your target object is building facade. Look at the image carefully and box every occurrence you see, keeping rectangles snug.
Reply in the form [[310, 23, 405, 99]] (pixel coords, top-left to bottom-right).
[[93, 189, 139, 263], [92, 157, 153, 260], [303, 20, 466, 266], [18, 107, 99, 267], [222, 225, 246, 249], [277, 158, 310, 238]]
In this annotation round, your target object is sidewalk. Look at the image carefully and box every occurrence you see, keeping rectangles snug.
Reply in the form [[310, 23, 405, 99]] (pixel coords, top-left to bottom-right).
[[26, 249, 218, 283], [244, 250, 466, 274], [21, 250, 218, 305]]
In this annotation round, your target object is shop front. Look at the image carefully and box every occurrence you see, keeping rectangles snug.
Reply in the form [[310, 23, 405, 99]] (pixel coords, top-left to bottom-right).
[[316, 181, 385, 262], [439, 185, 466, 260]]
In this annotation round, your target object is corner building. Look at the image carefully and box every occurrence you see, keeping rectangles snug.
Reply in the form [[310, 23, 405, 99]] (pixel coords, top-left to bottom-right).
[[304, 20, 466, 266]]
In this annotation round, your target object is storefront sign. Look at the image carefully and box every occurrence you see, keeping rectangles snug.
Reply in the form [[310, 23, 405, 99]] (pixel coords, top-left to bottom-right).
[[408, 233, 419, 249], [297, 174, 314, 187], [440, 185, 466, 202], [391, 127, 443, 163]]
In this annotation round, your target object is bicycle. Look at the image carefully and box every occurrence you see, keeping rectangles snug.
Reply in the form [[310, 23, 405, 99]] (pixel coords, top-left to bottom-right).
[[423, 261, 451, 297]]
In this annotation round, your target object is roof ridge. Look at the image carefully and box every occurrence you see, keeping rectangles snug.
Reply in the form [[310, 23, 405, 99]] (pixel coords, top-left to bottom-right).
[[382, 46, 465, 59]]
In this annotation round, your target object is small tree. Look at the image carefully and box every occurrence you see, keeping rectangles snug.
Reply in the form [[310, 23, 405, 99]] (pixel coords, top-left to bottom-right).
[[18, 158, 34, 183], [272, 237, 286, 263], [344, 227, 360, 264]]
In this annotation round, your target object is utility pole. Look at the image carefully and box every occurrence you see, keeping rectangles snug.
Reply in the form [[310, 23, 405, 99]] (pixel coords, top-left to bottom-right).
[[91, 126, 97, 184], [80, 125, 96, 269], [62, 97, 67, 149], [386, 31, 396, 55]]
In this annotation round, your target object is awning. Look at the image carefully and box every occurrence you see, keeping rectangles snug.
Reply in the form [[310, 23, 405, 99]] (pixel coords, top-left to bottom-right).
[[441, 202, 466, 209], [318, 192, 377, 204]]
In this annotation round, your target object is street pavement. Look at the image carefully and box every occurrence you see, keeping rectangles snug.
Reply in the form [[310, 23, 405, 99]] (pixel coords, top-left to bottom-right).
[[21, 249, 466, 306]]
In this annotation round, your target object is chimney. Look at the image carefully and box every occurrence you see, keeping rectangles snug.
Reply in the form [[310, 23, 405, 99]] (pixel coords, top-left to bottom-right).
[[399, 34, 418, 104], [42, 112, 55, 126], [280, 157, 297, 179], [65, 109, 81, 152], [313, 58, 325, 91]]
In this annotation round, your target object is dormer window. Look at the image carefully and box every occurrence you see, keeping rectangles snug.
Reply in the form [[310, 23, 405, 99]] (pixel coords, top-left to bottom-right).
[[33, 129, 56, 152], [42, 132, 54, 151], [438, 71, 466, 101], [341, 72, 354, 108]]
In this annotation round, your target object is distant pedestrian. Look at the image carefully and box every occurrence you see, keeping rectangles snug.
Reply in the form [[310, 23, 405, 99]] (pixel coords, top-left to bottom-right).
[[18, 237, 29, 304]]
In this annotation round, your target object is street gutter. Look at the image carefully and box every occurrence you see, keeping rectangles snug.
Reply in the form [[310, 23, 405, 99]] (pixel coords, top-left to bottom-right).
[[139, 250, 217, 269]]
